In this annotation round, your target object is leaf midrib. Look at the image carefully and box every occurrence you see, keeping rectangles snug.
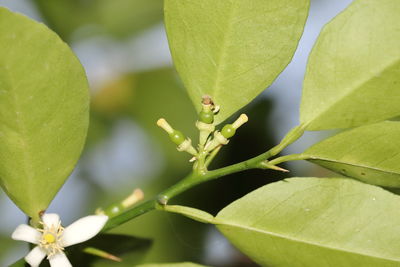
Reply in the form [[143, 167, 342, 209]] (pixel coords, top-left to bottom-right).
[[212, 0, 236, 101], [218, 221, 400, 262]]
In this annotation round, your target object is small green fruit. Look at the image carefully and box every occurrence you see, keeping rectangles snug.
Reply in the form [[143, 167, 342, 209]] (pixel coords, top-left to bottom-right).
[[199, 110, 214, 124], [221, 124, 236, 138], [169, 130, 185, 145]]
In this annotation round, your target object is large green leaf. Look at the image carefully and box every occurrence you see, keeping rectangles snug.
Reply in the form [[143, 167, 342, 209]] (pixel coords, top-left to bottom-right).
[[300, 0, 400, 130], [302, 121, 400, 188], [0, 8, 89, 220], [216, 178, 400, 266], [164, 0, 309, 124]]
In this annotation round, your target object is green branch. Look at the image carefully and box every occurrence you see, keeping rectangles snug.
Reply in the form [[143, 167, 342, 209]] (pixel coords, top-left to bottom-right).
[[10, 125, 307, 267], [102, 124, 306, 231]]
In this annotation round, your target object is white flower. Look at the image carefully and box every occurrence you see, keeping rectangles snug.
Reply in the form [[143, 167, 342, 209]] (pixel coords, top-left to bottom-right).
[[12, 213, 108, 267]]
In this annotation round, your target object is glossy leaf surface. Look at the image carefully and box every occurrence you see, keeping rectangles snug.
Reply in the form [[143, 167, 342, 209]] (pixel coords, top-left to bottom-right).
[[303, 121, 400, 188], [300, 0, 400, 130], [0, 8, 89, 219], [216, 178, 400, 266], [165, 0, 309, 124]]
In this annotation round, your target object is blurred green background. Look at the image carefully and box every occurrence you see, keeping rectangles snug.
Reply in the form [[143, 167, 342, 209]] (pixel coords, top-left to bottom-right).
[[0, 0, 352, 266]]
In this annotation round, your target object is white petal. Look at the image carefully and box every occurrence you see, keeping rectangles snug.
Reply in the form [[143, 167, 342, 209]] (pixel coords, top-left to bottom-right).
[[25, 246, 46, 267], [11, 224, 40, 244], [42, 213, 61, 228], [62, 215, 108, 247], [49, 252, 72, 267]]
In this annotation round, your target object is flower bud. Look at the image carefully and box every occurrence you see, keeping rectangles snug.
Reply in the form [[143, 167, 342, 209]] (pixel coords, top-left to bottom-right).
[[204, 114, 248, 152], [221, 114, 248, 138], [221, 124, 235, 138], [169, 130, 185, 145], [157, 118, 198, 155], [157, 118, 186, 146]]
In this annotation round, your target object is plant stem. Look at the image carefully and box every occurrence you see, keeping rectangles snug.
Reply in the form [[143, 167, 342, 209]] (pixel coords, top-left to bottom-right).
[[268, 153, 310, 165], [102, 199, 156, 232], [103, 124, 306, 231], [102, 149, 276, 231], [195, 148, 208, 175], [205, 145, 221, 168]]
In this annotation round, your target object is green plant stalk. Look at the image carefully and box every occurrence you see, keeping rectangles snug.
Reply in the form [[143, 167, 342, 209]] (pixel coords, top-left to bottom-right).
[[103, 124, 305, 231], [194, 147, 208, 174], [268, 153, 310, 166], [103, 150, 273, 231], [10, 125, 306, 266], [102, 199, 155, 232], [205, 145, 222, 168]]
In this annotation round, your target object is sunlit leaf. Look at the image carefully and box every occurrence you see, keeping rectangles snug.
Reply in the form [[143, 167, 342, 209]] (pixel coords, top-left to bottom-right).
[[216, 178, 400, 266], [0, 8, 89, 220], [303, 121, 400, 188], [300, 0, 400, 130], [165, 0, 309, 124]]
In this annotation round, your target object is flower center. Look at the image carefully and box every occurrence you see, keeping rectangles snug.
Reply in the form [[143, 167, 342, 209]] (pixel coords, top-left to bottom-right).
[[38, 221, 65, 258], [43, 233, 56, 244]]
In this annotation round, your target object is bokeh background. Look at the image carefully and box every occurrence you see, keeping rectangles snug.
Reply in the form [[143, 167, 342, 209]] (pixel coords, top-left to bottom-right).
[[0, 0, 352, 266]]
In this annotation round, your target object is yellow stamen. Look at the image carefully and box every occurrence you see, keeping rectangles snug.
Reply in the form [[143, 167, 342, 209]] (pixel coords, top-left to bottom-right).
[[44, 233, 56, 243]]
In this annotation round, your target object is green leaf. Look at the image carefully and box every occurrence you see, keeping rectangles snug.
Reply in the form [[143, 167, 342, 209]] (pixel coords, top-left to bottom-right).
[[216, 177, 400, 266], [136, 263, 208, 267], [302, 121, 400, 188], [0, 8, 89, 220], [300, 0, 400, 130], [164, 0, 309, 124]]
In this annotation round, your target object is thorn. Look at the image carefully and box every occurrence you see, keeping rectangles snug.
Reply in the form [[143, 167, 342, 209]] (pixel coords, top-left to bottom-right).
[[270, 165, 290, 173], [259, 161, 289, 172], [105, 253, 122, 262]]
